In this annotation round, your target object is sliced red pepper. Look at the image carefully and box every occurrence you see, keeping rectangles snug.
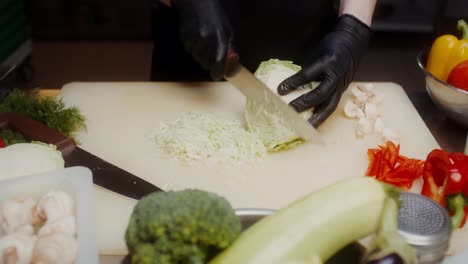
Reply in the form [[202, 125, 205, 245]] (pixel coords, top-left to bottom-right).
[[378, 141, 399, 178], [385, 141, 399, 167], [369, 146, 468, 229], [365, 141, 424, 189], [366, 148, 380, 176], [0, 137, 5, 148], [422, 149, 451, 206], [381, 158, 424, 189], [422, 150, 468, 229], [424, 151, 468, 202]]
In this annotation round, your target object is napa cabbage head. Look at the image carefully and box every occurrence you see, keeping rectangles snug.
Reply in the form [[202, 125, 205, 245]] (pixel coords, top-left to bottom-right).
[[0, 142, 65, 180], [245, 59, 316, 151]]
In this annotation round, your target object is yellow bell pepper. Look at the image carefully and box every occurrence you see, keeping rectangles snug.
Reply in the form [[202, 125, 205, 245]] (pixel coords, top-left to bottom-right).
[[427, 19, 468, 82]]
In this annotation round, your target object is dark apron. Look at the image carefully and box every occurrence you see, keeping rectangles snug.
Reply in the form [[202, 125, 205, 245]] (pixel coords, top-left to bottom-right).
[[151, 0, 338, 81]]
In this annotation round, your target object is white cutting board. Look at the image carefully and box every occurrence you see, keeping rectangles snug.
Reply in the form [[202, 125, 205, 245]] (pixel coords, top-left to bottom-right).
[[59, 82, 441, 255]]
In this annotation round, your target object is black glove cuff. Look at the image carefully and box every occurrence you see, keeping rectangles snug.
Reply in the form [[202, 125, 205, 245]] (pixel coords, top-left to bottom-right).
[[334, 14, 372, 63], [338, 14, 371, 32]]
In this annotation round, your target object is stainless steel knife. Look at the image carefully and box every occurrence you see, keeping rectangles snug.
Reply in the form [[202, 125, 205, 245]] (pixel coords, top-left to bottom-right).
[[224, 49, 323, 144], [0, 112, 162, 199]]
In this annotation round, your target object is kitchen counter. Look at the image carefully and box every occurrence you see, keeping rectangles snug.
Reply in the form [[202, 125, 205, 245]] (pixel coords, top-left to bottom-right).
[[355, 26, 467, 153]]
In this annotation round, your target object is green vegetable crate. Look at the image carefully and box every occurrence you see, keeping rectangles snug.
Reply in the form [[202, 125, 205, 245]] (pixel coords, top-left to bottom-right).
[[0, 0, 30, 75], [0, 0, 31, 100]]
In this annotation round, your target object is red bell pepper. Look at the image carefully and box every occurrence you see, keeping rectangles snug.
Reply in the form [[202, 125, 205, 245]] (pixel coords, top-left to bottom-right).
[[447, 60, 468, 91], [422, 149, 468, 228], [0, 137, 5, 148], [449, 152, 468, 196], [422, 149, 451, 205]]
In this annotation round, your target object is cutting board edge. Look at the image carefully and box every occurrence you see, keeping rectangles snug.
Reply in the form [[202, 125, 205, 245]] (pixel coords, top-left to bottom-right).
[[57, 81, 444, 255]]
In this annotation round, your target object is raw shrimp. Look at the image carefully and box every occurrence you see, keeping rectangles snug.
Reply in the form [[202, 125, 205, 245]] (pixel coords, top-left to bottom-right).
[[38, 216, 76, 237], [0, 233, 36, 264], [32, 233, 77, 264], [1, 198, 35, 235], [33, 191, 74, 226]]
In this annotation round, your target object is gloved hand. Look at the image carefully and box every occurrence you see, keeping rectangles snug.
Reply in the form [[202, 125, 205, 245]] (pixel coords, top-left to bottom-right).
[[278, 14, 371, 127], [172, 0, 233, 81]]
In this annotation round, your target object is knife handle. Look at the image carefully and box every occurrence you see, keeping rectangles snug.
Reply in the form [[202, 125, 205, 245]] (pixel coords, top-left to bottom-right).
[[225, 48, 240, 78], [0, 112, 76, 155]]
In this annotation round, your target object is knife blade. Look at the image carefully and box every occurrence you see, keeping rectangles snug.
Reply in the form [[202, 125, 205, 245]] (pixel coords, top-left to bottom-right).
[[224, 49, 323, 144], [63, 147, 161, 199], [0, 112, 162, 199]]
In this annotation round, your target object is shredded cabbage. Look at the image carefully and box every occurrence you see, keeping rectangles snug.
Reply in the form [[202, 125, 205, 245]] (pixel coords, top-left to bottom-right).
[[152, 59, 317, 165], [246, 59, 315, 151], [0, 142, 65, 180], [152, 112, 266, 166]]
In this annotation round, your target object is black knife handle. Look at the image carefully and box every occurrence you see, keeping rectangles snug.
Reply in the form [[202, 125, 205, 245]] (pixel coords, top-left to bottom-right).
[[0, 112, 76, 155]]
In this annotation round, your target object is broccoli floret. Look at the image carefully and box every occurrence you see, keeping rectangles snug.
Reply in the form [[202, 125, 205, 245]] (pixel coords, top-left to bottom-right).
[[125, 189, 241, 264]]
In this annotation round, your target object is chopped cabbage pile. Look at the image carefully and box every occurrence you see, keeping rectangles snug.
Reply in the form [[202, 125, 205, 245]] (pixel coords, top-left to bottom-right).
[[246, 59, 315, 151], [152, 112, 266, 166], [152, 59, 316, 165]]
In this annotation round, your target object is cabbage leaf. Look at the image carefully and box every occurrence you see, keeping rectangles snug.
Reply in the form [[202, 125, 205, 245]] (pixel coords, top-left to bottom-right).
[[246, 59, 315, 151]]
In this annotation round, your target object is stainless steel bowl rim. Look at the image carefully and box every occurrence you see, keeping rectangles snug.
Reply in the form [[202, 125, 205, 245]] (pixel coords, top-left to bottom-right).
[[417, 48, 468, 95], [235, 208, 275, 216]]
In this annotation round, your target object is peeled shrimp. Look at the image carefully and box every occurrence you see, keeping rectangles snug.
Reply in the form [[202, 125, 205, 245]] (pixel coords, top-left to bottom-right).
[[32, 233, 77, 264], [0, 233, 36, 264], [38, 216, 76, 237], [1, 198, 35, 235], [33, 191, 74, 226]]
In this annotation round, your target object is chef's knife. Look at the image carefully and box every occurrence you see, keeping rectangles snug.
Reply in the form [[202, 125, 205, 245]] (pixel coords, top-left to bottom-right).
[[224, 49, 323, 144], [0, 112, 162, 199]]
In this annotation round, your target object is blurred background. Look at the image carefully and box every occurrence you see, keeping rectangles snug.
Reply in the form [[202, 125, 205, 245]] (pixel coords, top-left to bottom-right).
[[0, 0, 466, 91]]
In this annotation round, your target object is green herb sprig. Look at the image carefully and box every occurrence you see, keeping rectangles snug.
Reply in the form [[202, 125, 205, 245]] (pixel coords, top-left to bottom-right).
[[0, 129, 27, 145], [0, 89, 86, 140]]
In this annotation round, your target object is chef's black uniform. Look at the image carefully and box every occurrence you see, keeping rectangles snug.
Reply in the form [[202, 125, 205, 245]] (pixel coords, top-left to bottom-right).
[[150, 0, 339, 81]]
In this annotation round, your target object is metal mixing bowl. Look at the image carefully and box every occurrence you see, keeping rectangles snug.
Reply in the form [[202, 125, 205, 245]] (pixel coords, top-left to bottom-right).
[[417, 48, 468, 128], [236, 208, 274, 230]]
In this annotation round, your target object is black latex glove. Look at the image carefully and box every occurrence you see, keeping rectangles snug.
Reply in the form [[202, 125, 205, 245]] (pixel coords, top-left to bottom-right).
[[172, 0, 233, 81], [278, 14, 371, 128]]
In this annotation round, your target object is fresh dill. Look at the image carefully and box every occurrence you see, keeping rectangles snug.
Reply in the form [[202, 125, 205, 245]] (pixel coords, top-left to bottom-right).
[[0, 89, 86, 140]]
